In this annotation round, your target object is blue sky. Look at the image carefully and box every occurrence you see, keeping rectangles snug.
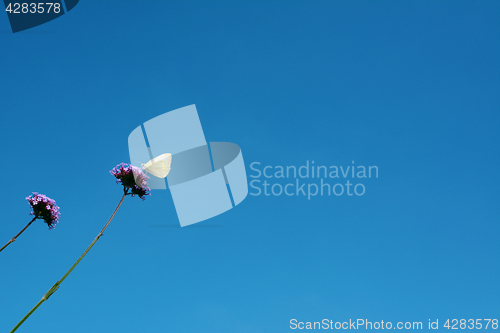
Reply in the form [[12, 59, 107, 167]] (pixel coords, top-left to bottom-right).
[[0, 1, 499, 332]]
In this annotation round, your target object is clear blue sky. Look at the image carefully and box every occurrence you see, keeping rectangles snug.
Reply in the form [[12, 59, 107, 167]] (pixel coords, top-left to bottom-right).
[[0, 1, 499, 332]]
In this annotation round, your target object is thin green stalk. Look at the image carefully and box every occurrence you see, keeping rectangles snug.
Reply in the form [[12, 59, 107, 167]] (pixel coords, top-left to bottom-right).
[[10, 190, 129, 333], [0, 216, 37, 253]]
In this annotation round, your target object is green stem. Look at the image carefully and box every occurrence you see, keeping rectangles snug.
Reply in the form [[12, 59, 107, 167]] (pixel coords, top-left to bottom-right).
[[10, 191, 129, 333], [0, 216, 37, 253]]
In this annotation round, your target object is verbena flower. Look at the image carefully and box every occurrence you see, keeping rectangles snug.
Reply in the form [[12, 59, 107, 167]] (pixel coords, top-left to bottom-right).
[[110, 163, 151, 200], [26, 193, 61, 229], [10, 164, 150, 332]]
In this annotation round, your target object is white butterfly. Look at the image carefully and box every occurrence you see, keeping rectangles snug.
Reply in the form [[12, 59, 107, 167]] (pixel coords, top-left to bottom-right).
[[141, 153, 172, 178]]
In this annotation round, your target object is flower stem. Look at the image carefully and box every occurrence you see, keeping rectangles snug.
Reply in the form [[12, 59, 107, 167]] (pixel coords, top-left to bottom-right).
[[10, 191, 128, 333], [0, 216, 37, 253]]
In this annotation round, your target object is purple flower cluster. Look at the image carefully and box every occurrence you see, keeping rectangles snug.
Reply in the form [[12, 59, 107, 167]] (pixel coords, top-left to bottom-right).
[[26, 193, 61, 229], [110, 163, 151, 200]]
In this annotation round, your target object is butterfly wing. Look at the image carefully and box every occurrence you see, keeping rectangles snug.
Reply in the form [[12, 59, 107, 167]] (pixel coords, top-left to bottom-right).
[[141, 160, 153, 169], [143, 153, 172, 178], [146, 161, 169, 178]]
